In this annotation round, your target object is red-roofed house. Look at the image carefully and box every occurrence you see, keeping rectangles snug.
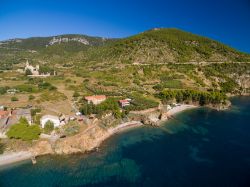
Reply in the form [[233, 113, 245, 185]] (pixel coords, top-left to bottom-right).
[[119, 99, 130, 108], [85, 95, 106, 105]]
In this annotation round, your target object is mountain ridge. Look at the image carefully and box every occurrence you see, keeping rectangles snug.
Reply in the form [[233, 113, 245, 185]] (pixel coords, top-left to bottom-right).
[[1, 28, 249, 58]]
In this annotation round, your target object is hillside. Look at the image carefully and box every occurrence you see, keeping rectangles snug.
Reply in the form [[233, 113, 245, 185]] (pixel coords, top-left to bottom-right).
[[81, 28, 250, 64], [0, 28, 250, 104], [1, 28, 250, 66], [0, 34, 116, 68]]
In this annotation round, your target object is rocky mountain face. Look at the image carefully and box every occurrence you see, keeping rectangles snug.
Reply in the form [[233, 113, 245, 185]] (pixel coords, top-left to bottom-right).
[[0, 34, 112, 52], [47, 37, 90, 46]]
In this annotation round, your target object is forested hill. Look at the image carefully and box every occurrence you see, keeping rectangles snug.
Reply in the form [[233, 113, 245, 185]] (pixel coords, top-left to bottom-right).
[[1, 28, 250, 64], [86, 28, 250, 64]]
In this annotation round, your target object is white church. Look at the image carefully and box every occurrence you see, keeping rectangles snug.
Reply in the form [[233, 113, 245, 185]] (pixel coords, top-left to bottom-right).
[[24, 60, 55, 77], [25, 61, 40, 75]]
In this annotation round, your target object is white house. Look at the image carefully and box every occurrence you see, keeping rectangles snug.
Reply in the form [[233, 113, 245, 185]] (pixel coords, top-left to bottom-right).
[[40, 115, 60, 128]]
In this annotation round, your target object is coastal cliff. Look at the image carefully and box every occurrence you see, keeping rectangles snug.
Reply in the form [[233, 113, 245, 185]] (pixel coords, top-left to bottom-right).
[[30, 121, 143, 156], [30, 125, 109, 156]]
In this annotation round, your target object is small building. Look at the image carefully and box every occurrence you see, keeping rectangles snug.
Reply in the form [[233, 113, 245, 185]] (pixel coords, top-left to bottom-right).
[[0, 109, 32, 133], [12, 109, 32, 124], [85, 95, 106, 105], [119, 99, 130, 108], [40, 115, 60, 128]]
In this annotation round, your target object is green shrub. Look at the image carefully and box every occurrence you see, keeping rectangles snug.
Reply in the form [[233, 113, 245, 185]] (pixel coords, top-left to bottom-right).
[[7, 118, 41, 141], [39, 65, 54, 74], [220, 80, 238, 93], [31, 108, 41, 116], [29, 95, 35, 100], [44, 120, 54, 134], [0, 86, 9, 95], [0, 140, 5, 154], [153, 80, 183, 91], [125, 93, 159, 111], [113, 109, 123, 119], [15, 84, 38, 93], [38, 82, 57, 90], [11, 96, 18, 102], [65, 78, 72, 83], [73, 91, 80, 98], [80, 97, 120, 117], [25, 69, 32, 75]]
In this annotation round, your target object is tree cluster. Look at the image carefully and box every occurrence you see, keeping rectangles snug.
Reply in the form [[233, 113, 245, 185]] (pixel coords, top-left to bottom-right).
[[158, 89, 227, 105], [7, 117, 41, 141], [80, 98, 123, 119]]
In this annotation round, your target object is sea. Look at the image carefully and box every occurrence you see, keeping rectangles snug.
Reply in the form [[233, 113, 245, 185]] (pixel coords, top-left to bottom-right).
[[0, 96, 250, 187]]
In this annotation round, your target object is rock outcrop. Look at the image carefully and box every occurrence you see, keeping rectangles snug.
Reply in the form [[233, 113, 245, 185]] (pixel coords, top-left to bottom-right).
[[54, 125, 109, 154], [30, 140, 54, 156]]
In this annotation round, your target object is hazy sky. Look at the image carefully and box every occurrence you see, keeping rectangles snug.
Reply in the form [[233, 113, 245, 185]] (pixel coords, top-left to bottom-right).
[[0, 0, 250, 53]]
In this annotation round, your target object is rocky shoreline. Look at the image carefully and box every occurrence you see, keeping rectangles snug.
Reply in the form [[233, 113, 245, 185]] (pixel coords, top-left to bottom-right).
[[0, 104, 202, 167]]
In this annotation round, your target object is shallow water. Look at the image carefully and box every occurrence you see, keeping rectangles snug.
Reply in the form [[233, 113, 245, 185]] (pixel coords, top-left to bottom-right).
[[0, 97, 250, 187]]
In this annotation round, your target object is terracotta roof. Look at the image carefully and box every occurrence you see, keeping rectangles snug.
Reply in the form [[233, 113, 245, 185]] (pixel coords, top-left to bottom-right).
[[85, 95, 106, 101], [119, 100, 130, 103]]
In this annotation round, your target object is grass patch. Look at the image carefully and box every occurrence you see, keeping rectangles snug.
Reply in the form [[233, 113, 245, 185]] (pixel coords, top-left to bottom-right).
[[153, 80, 183, 91], [39, 91, 67, 102]]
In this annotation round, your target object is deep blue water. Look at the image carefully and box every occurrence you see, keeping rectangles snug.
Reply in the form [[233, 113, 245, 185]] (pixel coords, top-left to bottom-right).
[[0, 97, 250, 187]]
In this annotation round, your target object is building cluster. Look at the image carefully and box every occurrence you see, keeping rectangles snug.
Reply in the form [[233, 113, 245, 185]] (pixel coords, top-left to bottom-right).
[[0, 107, 32, 133], [0, 95, 132, 136]]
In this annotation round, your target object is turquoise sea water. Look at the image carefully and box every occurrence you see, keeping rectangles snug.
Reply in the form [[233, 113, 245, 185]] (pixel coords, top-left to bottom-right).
[[0, 97, 250, 187]]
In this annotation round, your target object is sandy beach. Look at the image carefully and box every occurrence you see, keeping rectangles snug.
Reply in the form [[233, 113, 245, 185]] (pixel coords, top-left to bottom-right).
[[0, 151, 32, 167], [108, 121, 144, 134], [166, 104, 197, 116]]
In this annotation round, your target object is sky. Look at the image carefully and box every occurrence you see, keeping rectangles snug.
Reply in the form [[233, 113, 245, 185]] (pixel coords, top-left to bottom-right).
[[0, 0, 250, 53]]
